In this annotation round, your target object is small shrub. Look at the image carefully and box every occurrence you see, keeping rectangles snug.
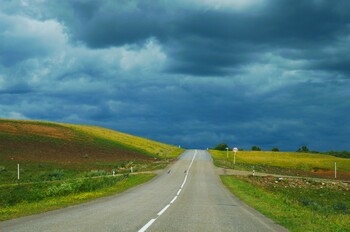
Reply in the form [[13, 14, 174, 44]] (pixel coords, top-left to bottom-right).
[[214, 143, 229, 151], [48, 169, 65, 180], [46, 185, 60, 197], [297, 146, 309, 153], [251, 146, 261, 151], [271, 147, 279, 152], [125, 161, 134, 168], [120, 161, 127, 168], [327, 150, 350, 158], [46, 182, 77, 197], [333, 202, 347, 213]]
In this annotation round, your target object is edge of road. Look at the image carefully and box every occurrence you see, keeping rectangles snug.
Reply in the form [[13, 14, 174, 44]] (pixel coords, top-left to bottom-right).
[[202, 150, 289, 232], [216, 170, 289, 232]]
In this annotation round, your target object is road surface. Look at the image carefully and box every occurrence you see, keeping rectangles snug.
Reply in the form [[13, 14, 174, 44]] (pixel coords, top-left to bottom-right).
[[1, 150, 287, 232]]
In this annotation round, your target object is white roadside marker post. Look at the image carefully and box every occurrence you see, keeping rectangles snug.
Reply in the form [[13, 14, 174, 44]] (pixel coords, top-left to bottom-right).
[[226, 147, 229, 160], [233, 147, 238, 165], [17, 163, 20, 185], [335, 162, 337, 179]]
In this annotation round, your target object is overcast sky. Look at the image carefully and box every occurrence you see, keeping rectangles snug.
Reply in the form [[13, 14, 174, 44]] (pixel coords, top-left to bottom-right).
[[1, 0, 349, 151]]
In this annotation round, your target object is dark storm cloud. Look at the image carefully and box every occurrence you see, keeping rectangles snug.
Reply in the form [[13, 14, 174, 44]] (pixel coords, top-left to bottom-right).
[[44, 0, 170, 48], [165, 37, 253, 76], [166, 0, 350, 76], [1, 0, 350, 151], [42, 0, 350, 76]]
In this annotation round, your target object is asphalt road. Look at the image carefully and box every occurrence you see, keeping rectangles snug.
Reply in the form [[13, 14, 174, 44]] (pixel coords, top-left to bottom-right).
[[1, 150, 288, 232]]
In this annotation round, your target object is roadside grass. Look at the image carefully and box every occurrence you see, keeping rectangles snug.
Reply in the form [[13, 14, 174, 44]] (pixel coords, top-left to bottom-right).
[[210, 150, 350, 180], [0, 159, 168, 185], [221, 175, 350, 232], [0, 173, 155, 221]]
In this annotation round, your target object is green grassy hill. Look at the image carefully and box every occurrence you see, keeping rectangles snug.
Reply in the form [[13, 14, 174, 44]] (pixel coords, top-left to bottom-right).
[[0, 119, 183, 184], [210, 150, 350, 180]]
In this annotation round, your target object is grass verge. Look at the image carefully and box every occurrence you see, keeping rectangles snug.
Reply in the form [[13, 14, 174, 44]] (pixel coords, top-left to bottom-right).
[[0, 173, 155, 221], [221, 175, 350, 232]]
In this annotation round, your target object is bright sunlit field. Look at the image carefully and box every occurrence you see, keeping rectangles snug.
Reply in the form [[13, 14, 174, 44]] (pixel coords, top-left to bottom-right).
[[210, 150, 350, 180]]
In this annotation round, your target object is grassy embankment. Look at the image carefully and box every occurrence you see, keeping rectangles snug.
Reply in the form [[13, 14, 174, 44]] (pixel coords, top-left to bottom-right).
[[0, 174, 155, 221], [0, 119, 183, 221], [222, 175, 350, 232], [210, 150, 350, 231], [210, 150, 350, 180]]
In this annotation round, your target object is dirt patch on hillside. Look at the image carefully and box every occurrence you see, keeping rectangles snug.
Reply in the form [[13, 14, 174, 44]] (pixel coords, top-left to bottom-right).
[[0, 121, 154, 164], [312, 170, 350, 181], [0, 123, 18, 133], [1, 138, 152, 164], [0, 122, 75, 140]]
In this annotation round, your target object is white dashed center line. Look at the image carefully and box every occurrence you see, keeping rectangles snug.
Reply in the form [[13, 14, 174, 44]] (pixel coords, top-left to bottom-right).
[[138, 150, 197, 232]]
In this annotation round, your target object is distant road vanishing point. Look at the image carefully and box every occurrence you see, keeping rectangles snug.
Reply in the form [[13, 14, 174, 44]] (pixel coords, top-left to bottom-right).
[[1, 150, 288, 232]]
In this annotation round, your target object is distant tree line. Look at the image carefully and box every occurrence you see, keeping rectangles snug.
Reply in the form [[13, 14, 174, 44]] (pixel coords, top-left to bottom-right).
[[326, 150, 350, 158], [213, 144, 275, 152], [296, 146, 320, 153], [297, 146, 350, 158], [212, 143, 350, 158], [213, 143, 229, 151], [212, 143, 244, 151]]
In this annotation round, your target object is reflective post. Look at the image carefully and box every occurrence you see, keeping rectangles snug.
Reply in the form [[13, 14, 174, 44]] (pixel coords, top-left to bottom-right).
[[233, 147, 238, 165], [17, 163, 20, 185]]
